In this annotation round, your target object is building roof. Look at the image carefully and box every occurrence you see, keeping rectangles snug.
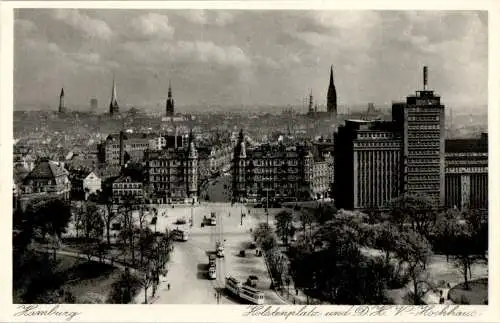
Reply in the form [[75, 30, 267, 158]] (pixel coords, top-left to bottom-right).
[[445, 138, 487, 153], [106, 132, 157, 141], [25, 160, 68, 180], [14, 165, 29, 184], [69, 167, 98, 180], [113, 175, 143, 184]]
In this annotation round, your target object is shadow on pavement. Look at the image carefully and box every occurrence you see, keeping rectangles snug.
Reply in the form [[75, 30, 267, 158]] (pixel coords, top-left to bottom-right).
[[197, 263, 209, 280], [214, 286, 252, 305]]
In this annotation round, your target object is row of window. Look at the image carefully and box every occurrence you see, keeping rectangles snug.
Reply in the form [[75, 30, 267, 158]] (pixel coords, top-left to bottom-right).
[[250, 160, 300, 166], [357, 133, 393, 139], [408, 150, 440, 156], [113, 184, 142, 189], [113, 190, 143, 195], [354, 142, 400, 148], [408, 134, 441, 139], [407, 125, 441, 130], [149, 161, 184, 167], [407, 116, 440, 121]]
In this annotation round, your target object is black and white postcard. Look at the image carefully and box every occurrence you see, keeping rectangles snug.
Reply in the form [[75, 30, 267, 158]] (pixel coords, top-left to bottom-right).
[[1, 1, 499, 322]]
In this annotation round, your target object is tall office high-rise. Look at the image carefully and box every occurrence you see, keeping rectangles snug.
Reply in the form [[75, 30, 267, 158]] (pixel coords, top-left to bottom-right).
[[334, 120, 402, 210], [109, 76, 120, 116], [166, 81, 175, 117], [392, 66, 445, 207], [327, 66, 337, 117]]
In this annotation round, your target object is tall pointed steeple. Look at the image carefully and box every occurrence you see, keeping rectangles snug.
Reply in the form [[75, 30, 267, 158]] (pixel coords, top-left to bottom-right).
[[308, 89, 314, 113], [59, 87, 66, 114], [166, 80, 175, 117], [327, 65, 337, 116], [109, 74, 120, 116]]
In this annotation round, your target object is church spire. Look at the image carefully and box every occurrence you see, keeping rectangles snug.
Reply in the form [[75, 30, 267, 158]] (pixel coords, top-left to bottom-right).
[[166, 80, 175, 117], [327, 65, 337, 116], [59, 87, 66, 113], [109, 74, 120, 116]]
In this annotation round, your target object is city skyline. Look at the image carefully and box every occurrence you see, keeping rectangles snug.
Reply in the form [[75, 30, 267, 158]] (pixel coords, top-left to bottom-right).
[[14, 10, 487, 111]]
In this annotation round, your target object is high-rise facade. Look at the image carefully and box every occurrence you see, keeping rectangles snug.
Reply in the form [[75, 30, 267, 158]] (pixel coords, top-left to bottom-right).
[[166, 81, 175, 117], [445, 134, 488, 210], [326, 66, 337, 117], [334, 66, 486, 212], [109, 76, 120, 116], [392, 66, 445, 207], [334, 120, 402, 209]]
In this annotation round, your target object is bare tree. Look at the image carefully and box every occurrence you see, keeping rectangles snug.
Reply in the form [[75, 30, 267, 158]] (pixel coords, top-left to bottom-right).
[[100, 191, 118, 246], [119, 199, 136, 265], [139, 262, 154, 304], [395, 230, 433, 304], [81, 202, 105, 241]]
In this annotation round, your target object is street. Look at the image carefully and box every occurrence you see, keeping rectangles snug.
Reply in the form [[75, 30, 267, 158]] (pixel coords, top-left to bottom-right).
[[136, 201, 284, 304]]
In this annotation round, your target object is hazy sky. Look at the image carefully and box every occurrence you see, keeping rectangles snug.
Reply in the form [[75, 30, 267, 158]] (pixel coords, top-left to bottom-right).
[[14, 9, 488, 110]]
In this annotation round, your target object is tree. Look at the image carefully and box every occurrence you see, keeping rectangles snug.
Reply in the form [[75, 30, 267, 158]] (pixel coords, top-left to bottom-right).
[[434, 208, 461, 261], [108, 269, 141, 304], [373, 222, 400, 265], [71, 201, 85, 238], [96, 188, 118, 246], [25, 198, 72, 240], [313, 203, 337, 224], [394, 230, 433, 305], [80, 202, 104, 241], [139, 263, 154, 304], [275, 210, 293, 245], [389, 194, 437, 239], [252, 222, 277, 252], [452, 225, 476, 290], [119, 198, 136, 265]]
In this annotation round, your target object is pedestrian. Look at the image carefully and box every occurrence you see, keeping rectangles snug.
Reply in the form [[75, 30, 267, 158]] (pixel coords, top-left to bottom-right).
[[167, 283, 170, 291], [296, 289, 299, 296]]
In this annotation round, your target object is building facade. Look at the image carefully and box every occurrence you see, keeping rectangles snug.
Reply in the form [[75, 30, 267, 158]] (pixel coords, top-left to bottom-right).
[[333, 67, 486, 212], [144, 134, 198, 204], [392, 66, 445, 207], [112, 175, 143, 204], [69, 168, 102, 200], [232, 130, 329, 203], [98, 132, 156, 165], [19, 159, 71, 208], [445, 134, 488, 210], [334, 120, 401, 210]]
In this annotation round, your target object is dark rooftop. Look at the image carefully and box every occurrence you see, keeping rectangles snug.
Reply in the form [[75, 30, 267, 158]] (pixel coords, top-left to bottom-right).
[[445, 138, 488, 153]]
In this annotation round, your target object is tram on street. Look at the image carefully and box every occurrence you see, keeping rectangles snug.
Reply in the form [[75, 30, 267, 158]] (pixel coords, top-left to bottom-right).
[[225, 276, 265, 305]]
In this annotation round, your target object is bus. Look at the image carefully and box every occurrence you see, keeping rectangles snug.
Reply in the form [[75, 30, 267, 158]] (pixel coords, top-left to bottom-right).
[[208, 266, 217, 280], [225, 276, 265, 305], [172, 229, 189, 241]]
